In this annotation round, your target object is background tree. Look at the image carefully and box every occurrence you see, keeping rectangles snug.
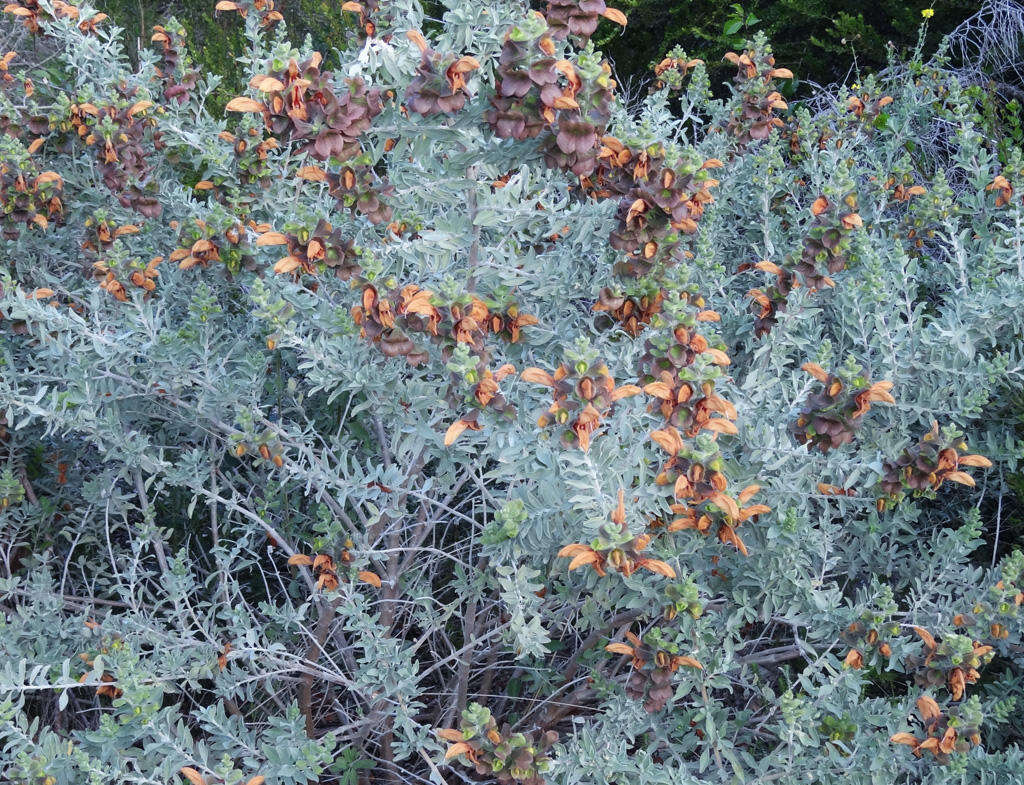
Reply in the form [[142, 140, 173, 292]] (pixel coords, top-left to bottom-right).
[[596, 0, 977, 90]]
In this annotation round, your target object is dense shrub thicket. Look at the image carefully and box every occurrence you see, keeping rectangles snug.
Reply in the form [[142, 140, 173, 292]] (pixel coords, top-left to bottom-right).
[[1, 1, 1024, 784], [79, 0, 980, 108], [88, 0, 360, 108]]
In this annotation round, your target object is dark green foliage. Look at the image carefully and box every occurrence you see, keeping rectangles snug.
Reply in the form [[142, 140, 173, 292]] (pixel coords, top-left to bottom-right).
[[595, 0, 976, 90], [94, 0, 357, 108]]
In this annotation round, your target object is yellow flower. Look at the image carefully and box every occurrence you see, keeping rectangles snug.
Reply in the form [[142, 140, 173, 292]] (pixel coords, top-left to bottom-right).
[[921, 8, 934, 18]]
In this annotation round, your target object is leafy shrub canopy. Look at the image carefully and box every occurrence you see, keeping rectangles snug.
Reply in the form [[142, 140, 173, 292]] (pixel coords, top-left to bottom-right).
[[1, 1, 1024, 784]]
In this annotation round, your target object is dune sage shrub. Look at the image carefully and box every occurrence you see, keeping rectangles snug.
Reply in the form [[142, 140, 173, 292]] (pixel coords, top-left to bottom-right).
[[1, 0, 1024, 783]]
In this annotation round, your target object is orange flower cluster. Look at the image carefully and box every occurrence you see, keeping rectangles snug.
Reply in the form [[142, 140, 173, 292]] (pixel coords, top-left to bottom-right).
[[890, 695, 982, 762], [444, 363, 518, 446], [841, 622, 893, 670], [0, 165, 62, 240], [258, 220, 359, 279], [652, 54, 704, 91], [793, 193, 863, 289], [222, 54, 393, 225], [438, 717, 558, 784], [232, 54, 382, 163], [81, 218, 136, 257], [847, 91, 893, 123], [605, 630, 702, 713], [323, 164, 394, 226], [213, 0, 283, 28], [339, 0, 380, 38], [886, 176, 927, 203], [587, 139, 720, 277], [92, 256, 162, 301], [521, 360, 640, 451], [403, 32, 479, 116], [231, 435, 286, 467], [487, 21, 615, 177], [906, 626, 992, 700], [791, 363, 894, 452], [65, 92, 163, 217], [744, 193, 863, 335], [544, 0, 625, 41], [350, 283, 536, 445], [722, 48, 792, 152], [558, 490, 677, 579], [986, 174, 1015, 208], [213, 129, 280, 193], [3, 0, 102, 34], [878, 421, 991, 503], [80, 219, 161, 300], [166, 218, 273, 277], [591, 286, 663, 336], [287, 552, 381, 592], [0, 50, 16, 89], [742, 260, 797, 337], [78, 628, 123, 700], [651, 425, 767, 556], [638, 314, 735, 439], [352, 284, 536, 365], [150, 25, 199, 105], [952, 573, 1024, 644]]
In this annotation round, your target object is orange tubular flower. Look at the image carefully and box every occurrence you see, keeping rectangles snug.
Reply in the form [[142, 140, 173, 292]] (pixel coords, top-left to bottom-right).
[[557, 490, 676, 579], [523, 360, 640, 451]]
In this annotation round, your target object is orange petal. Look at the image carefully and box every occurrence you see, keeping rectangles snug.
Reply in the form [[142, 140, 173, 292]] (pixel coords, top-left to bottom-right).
[[568, 551, 599, 571], [939, 726, 957, 754], [709, 492, 740, 521], [650, 427, 684, 455], [520, 367, 555, 386], [957, 454, 992, 468], [405, 29, 429, 53], [737, 484, 761, 504], [913, 626, 937, 651], [704, 418, 738, 435], [704, 348, 731, 366], [444, 420, 468, 446], [675, 656, 702, 669], [611, 384, 642, 401], [256, 231, 289, 246], [637, 558, 676, 578], [225, 96, 266, 113], [273, 256, 301, 274], [601, 7, 627, 25], [890, 732, 919, 747], [916, 694, 941, 722], [801, 362, 829, 382], [249, 75, 285, 92], [444, 742, 472, 760], [945, 471, 976, 487], [643, 382, 673, 399], [357, 570, 382, 588], [296, 166, 328, 182], [841, 213, 863, 229]]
